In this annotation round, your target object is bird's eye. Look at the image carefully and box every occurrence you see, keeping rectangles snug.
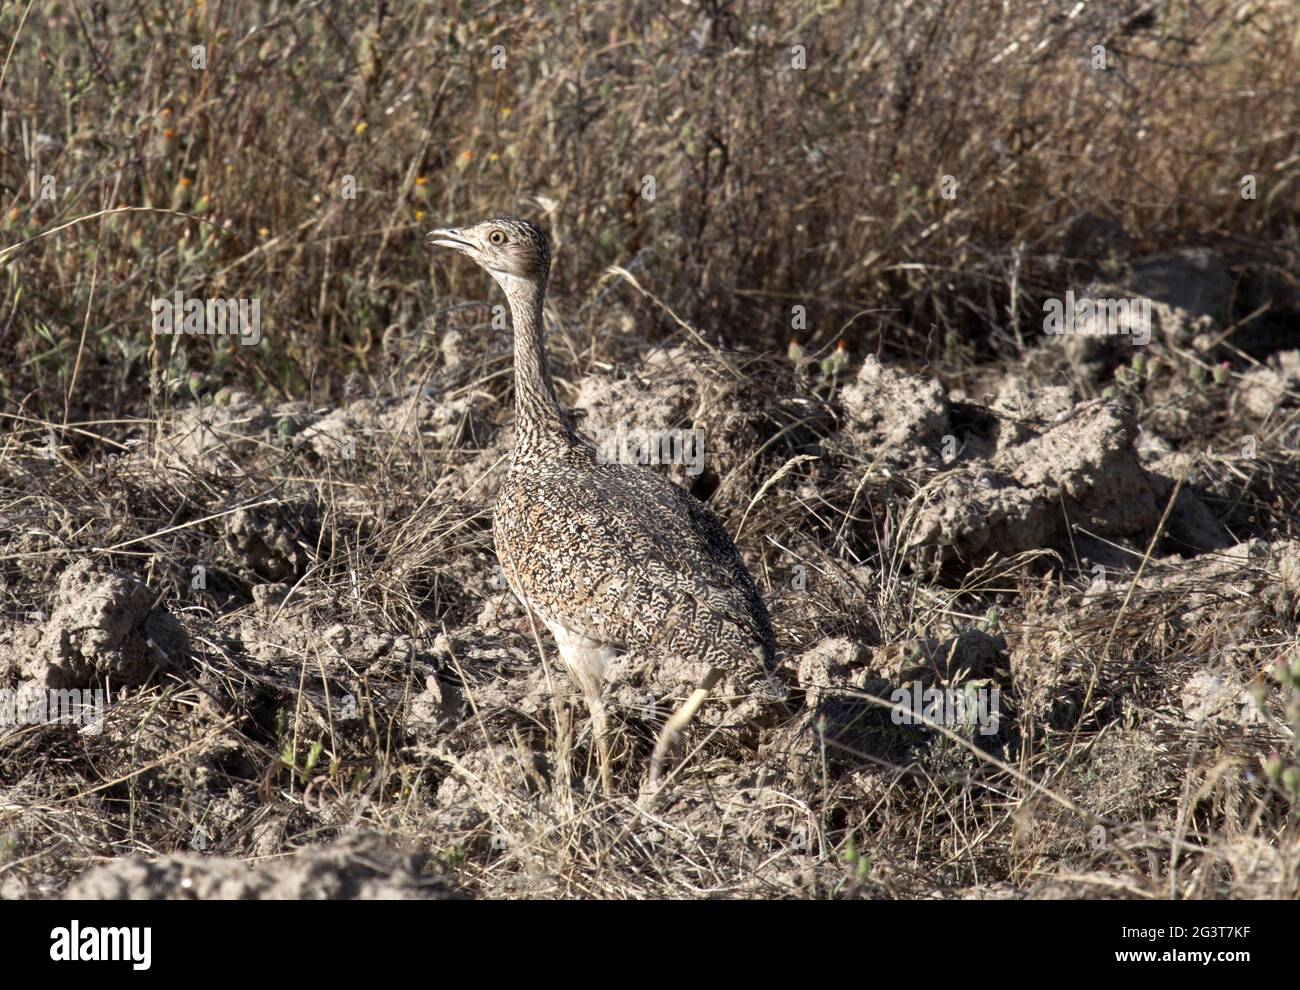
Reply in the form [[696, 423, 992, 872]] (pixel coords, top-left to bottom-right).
[[489, 230, 507, 245]]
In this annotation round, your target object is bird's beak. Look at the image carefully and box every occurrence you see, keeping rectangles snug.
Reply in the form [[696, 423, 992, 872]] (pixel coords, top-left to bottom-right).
[[427, 227, 472, 251]]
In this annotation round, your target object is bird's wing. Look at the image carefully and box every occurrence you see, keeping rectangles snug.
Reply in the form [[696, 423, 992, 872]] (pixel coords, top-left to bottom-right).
[[494, 459, 778, 688]]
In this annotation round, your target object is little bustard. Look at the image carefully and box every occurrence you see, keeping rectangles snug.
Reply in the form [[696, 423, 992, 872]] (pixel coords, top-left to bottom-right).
[[428, 217, 785, 793]]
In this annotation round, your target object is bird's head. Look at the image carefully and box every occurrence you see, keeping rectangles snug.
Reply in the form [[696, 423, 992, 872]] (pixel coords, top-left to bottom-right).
[[427, 217, 551, 291]]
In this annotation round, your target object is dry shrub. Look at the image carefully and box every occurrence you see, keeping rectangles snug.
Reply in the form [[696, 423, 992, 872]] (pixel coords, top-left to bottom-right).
[[1, 0, 1297, 415]]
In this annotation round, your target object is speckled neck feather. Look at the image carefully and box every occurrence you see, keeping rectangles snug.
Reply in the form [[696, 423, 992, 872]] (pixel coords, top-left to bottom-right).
[[501, 274, 577, 461]]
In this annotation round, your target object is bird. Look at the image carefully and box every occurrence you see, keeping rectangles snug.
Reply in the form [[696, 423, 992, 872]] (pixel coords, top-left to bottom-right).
[[428, 217, 785, 794]]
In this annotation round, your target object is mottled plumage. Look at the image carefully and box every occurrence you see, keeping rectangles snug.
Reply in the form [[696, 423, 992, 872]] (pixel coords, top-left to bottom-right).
[[495, 448, 781, 695], [428, 217, 783, 790]]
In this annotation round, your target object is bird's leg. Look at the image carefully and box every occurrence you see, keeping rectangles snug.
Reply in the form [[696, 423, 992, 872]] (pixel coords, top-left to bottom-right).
[[589, 697, 615, 797], [649, 667, 723, 788], [556, 640, 617, 796]]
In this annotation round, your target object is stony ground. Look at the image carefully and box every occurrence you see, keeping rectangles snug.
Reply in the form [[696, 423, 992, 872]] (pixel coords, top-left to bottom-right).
[[2, 245, 1300, 899]]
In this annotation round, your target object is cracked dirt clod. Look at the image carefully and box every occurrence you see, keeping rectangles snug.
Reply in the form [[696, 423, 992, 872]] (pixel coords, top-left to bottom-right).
[[794, 637, 875, 709], [841, 354, 950, 461], [152, 389, 310, 470], [910, 402, 1163, 564], [838, 360, 1229, 566], [570, 345, 782, 496], [223, 505, 312, 583], [3, 559, 182, 688], [1236, 350, 1300, 419], [1061, 248, 1234, 368], [63, 832, 460, 900], [301, 391, 488, 460]]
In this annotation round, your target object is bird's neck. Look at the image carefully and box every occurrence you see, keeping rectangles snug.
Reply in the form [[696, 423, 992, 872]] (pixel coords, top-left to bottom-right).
[[501, 275, 576, 451]]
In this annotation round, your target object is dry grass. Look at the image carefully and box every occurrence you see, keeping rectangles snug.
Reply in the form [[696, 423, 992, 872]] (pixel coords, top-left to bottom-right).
[[0, 0, 1299, 900], [2, 325, 1299, 898], [2, 0, 1298, 410]]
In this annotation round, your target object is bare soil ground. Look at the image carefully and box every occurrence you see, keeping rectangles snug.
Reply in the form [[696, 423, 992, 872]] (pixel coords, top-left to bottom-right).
[[4, 247, 1300, 898]]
